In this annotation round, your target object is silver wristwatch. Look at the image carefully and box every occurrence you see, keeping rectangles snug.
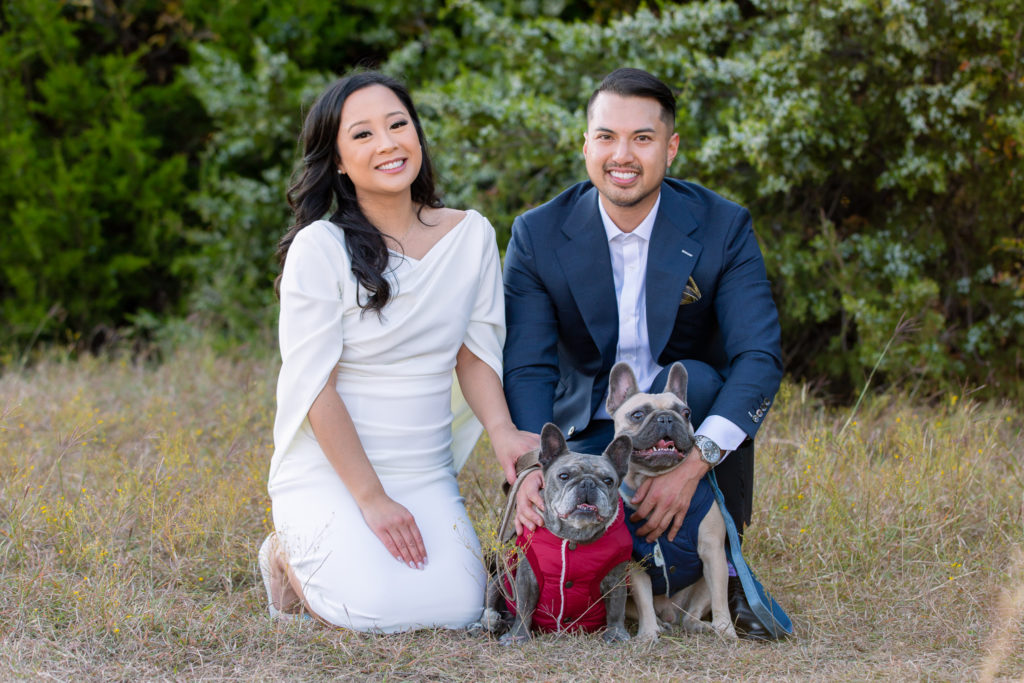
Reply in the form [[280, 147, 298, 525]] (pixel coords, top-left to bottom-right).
[[693, 435, 722, 467]]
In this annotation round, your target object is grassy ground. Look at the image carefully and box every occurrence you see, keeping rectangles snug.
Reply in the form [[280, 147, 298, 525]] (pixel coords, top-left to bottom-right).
[[0, 346, 1021, 681]]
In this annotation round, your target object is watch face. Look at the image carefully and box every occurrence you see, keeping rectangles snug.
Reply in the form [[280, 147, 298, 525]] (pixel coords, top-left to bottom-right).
[[696, 436, 721, 465]]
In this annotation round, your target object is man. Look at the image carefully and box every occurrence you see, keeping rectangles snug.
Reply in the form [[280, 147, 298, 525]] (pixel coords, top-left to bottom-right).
[[500, 68, 784, 639]]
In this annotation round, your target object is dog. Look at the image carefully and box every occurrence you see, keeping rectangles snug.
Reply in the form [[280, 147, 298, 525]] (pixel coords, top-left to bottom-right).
[[483, 422, 635, 643], [607, 361, 737, 640]]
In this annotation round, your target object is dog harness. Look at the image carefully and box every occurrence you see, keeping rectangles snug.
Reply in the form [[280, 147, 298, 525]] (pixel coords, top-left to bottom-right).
[[503, 498, 632, 633], [620, 476, 716, 596]]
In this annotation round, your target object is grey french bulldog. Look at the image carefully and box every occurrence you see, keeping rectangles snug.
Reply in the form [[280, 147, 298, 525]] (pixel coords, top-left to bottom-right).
[[607, 361, 737, 640], [484, 422, 634, 644]]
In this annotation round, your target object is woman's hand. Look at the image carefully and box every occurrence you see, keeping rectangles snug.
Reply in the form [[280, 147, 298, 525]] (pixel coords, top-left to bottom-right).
[[490, 423, 540, 485], [358, 491, 427, 569]]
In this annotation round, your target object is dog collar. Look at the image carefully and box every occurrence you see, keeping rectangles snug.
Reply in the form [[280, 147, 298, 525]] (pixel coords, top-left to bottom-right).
[[618, 481, 636, 505]]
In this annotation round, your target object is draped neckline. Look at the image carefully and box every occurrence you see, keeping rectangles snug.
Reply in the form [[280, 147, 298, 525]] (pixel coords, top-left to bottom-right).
[[387, 210, 473, 266]]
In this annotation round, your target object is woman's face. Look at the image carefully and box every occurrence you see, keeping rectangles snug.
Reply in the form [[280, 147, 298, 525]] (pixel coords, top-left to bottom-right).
[[335, 84, 422, 200]]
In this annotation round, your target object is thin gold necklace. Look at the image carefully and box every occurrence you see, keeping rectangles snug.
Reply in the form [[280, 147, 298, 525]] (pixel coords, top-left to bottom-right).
[[383, 214, 421, 247]]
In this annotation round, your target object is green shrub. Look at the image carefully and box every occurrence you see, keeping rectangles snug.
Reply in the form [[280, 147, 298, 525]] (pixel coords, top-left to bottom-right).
[[0, 0, 190, 351], [178, 40, 330, 342], [2, 0, 1020, 398]]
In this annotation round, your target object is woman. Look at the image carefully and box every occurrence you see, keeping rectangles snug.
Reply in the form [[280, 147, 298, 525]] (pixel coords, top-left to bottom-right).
[[259, 71, 535, 631]]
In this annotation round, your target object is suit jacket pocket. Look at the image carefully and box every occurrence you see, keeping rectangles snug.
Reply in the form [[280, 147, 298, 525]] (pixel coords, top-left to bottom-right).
[[679, 276, 702, 306]]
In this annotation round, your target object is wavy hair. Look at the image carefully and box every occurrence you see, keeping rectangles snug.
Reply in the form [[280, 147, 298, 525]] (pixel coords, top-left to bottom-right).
[[276, 71, 442, 313]]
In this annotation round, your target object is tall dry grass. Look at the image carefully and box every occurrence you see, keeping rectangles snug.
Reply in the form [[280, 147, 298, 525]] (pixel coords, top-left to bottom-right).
[[0, 346, 1021, 681]]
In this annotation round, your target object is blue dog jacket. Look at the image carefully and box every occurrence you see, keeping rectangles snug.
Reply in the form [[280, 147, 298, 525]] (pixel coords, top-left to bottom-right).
[[621, 476, 716, 595]]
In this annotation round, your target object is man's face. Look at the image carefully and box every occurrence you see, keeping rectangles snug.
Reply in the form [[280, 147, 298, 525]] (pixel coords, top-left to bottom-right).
[[583, 92, 679, 216]]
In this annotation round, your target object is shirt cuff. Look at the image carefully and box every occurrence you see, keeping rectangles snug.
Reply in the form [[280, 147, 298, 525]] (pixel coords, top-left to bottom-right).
[[696, 415, 747, 462]]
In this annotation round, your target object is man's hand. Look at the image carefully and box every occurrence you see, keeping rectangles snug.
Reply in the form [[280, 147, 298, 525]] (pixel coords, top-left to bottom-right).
[[513, 469, 545, 536], [629, 447, 711, 542], [491, 424, 540, 485]]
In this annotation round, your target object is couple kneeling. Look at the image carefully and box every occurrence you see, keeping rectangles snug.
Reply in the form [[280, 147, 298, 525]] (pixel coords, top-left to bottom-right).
[[260, 67, 785, 640]]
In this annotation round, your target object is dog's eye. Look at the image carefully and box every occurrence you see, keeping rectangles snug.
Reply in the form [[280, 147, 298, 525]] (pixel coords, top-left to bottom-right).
[[558, 472, 569, 480], [630, 410, 644, 421], [602, 477, 614, 486], [682, 407, 691, 420]]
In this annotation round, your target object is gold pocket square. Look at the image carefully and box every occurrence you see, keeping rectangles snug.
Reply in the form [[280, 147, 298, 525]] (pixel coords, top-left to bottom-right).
[[680, 276, 701, 305]]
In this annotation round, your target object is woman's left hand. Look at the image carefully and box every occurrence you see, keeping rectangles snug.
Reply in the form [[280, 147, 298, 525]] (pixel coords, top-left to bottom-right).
[[490, 423, 540, 485]]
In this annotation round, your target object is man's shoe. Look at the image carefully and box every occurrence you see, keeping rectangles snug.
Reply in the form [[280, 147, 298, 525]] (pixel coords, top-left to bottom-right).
[[728, 576, 776, 641]]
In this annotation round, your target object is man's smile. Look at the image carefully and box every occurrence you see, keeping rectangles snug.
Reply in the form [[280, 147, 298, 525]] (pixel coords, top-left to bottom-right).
[[607, 166, 641, 185]]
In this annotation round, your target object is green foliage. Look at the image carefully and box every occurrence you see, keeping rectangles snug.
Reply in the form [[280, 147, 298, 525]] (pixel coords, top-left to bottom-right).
[[1, 0, 1021, 398], [178, 40, 329, 340], [0, 0, 190, 350], [180, 0, 445, 71], [683, 0, 1024, 395]]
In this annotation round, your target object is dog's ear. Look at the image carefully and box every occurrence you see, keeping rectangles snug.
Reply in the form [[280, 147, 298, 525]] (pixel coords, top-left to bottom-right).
[[606, 362, 639, 415], [603, 434, 632, 481], [664, 362, 688, 403], [538, 422, 568, 470]]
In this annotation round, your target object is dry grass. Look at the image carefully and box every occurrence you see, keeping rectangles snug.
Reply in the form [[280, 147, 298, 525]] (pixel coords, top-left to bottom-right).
[[0, 346, 1021, 681]]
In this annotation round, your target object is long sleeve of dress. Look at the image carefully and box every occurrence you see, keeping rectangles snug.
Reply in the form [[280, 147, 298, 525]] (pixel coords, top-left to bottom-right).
[[463, 219, 505, 380], [270, 223, 348, 482], [450, 217, 506, 472]]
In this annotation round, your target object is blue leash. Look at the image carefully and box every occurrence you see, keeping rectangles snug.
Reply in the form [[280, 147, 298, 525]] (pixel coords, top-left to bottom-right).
[[708, 469, 793, 639]]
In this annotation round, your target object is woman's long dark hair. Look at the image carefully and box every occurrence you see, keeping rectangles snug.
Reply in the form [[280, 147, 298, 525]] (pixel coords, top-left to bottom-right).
[[276, 71, 442, 313]]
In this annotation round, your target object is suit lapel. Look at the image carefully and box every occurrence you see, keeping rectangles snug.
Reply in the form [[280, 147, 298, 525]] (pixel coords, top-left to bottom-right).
[[646, 187, 702, 361], [555, 188, 618, 362]]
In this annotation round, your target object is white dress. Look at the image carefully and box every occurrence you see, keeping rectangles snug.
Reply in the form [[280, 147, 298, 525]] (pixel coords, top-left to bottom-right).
[[268, 211, 503, 632]]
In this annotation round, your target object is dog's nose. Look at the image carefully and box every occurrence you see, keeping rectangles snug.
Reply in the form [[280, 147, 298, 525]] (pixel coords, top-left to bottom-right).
[[656, 413, 674, 425], [579, 478, 596, 501]]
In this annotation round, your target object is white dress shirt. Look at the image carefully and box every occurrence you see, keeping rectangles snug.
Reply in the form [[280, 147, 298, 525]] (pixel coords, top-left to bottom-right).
[[594, 194, 746, 457]]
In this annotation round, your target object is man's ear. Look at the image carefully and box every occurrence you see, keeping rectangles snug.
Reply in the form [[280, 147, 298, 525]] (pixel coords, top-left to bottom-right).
[[666, 131, 679, 168]]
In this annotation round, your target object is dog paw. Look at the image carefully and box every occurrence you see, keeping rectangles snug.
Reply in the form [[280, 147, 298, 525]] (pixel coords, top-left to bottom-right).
[[635, 625, 661, 642], [499, 632, 529, 646], [712, 620, 738, 639], [480, 608, 504, 633], [602, 626, 631, 643]]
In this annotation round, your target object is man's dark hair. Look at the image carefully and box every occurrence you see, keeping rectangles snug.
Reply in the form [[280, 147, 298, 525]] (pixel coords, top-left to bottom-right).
[[586, 68, 676, 127]]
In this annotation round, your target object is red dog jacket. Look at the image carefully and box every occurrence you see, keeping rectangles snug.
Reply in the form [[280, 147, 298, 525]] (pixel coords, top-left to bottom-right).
[[504, 499, 632, 633]]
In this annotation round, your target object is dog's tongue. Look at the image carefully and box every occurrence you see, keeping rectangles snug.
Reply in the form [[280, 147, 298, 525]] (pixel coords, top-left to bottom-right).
[[656, 439, 675, 450]]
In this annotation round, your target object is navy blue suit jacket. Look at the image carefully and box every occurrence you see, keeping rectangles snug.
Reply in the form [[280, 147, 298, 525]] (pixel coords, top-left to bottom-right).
[[502, 179, 783, 439]]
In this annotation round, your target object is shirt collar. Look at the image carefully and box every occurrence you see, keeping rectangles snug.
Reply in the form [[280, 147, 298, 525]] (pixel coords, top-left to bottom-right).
[[599, 192, 661, 243]]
